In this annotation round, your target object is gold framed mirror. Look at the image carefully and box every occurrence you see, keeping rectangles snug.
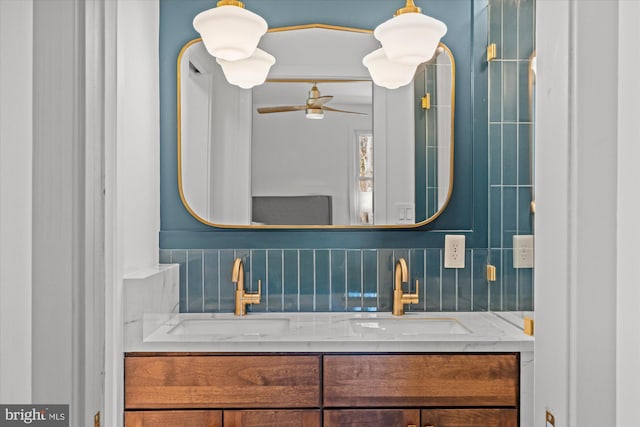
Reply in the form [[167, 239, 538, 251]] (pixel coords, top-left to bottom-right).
[[177, 24, 455, 228]]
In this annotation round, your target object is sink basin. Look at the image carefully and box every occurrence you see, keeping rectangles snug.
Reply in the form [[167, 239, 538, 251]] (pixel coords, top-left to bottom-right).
[[349, 317, 470, 336], [167, 318, 290, 338]]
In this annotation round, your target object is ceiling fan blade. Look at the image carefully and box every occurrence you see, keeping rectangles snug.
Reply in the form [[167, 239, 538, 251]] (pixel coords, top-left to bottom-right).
[[308, 96, 333, 108], [256, 105, 307, 114], [322, 106, 368, 115]]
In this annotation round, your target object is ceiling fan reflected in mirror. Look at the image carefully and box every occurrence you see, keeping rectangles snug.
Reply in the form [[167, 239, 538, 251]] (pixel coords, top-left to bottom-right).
[[256, 83, 368, 120]]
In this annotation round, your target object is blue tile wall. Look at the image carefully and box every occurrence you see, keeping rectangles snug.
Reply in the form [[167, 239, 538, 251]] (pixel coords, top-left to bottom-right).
[[158, 0, 535, 312], [161, 248, 495, 313], [487, 0, 535, 310], [160, 0, 486, 251]]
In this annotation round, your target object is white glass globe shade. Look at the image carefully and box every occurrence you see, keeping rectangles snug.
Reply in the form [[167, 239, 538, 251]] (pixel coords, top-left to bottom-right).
[[216, 48, 275, 89], [193, 5, 268, 61], [374, 13, 447, 65], [362, 48, 417, 89]]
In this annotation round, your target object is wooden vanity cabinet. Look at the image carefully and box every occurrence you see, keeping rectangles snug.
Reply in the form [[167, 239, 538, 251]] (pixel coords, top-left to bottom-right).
[[323, 354, 519, 408], [125, 354, 321, 409], [124, 353, 519, 427], [322, 354, 519, 427]]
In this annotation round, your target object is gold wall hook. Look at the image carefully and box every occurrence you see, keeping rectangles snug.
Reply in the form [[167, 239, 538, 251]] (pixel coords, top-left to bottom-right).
[[422, 93, 431, 110], [487, 43, 497, 61], [486, 264, 497, 282]]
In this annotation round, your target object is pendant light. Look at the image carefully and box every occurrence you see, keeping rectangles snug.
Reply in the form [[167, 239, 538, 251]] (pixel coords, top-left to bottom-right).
[[362, 48, 417, 89], [216, 48, 276, 89], [193, 0, 268, 61], [374, 0, 447, 65]]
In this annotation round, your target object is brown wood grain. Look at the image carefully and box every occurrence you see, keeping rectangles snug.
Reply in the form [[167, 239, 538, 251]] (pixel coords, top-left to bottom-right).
[[323, 354, 518, 407], [125, 355, 321, 409], [223, 410, 321, 427], [324, 409, 420, 427], [124, 410, 222, 427], [422, 408, 518, 427]]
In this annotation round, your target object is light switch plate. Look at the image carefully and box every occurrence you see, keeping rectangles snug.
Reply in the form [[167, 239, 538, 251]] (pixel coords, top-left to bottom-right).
[[395, 203, 415, 224], [513, 235, 534, 268], [444, 235, 465, 268]]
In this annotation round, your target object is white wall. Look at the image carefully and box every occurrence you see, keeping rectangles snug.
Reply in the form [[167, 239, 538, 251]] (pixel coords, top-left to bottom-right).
[[117, 0, 160, 275], [181, 49, 212, 219], [209, 66, 252, 225], [0, 0, 33, 404], [105, 2, 160, 427], [374, 85, 415, 224], [252, 108, 371, 225], [616, 1, 640, 425], [535, 1, 640, 426], [31, 0, 81, 406], [534, 1, 572, 418]]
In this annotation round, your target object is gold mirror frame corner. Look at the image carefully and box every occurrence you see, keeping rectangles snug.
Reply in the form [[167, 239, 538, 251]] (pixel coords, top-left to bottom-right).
[[176, 25, 455, 230]]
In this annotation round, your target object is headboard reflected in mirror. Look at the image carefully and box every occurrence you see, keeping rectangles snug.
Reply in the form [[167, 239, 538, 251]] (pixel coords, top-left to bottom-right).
[[177, 24, 455, 228]]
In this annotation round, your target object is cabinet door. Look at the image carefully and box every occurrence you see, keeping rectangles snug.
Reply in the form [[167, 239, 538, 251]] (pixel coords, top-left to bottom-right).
[[224, 410, 321, 427], [422, 409, 517, 427], [124, 410, 222, 427], [324, 354, 518, 407], [125, 355, 321, 409], [324, 409, 420, 427]]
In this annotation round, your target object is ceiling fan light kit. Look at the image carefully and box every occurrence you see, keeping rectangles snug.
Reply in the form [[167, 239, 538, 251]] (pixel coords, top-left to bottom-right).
[[194, 0, 446, 91], [305, 108, 325, 120], [256, 83, 367, 119]]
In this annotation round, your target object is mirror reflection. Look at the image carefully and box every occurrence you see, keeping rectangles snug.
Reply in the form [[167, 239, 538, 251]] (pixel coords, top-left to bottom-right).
[[178, 25, 454, 228]]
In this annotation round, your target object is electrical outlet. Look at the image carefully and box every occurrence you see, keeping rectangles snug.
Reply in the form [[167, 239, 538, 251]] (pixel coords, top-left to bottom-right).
[[444, 234, 465, 268], [513, 235, 534, 268]]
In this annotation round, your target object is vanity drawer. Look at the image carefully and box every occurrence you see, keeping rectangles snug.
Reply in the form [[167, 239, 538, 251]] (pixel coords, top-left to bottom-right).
[[125, 355, 321, 409], [124, 410, 222, 427], [323, 354, 518, 407], [421, 409, 518, 427], [223, 410, 321, 427], [324, 409, 420, 426]]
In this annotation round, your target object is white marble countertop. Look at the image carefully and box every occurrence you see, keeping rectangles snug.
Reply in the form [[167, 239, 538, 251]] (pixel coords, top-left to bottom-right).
[[122, 266, 533, 353], [127, 311, 534, 353]]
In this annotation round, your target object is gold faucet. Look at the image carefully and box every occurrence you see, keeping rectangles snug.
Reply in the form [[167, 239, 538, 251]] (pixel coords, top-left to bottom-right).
[[392, 258, 419, 316], [231, 258, 261, 316]]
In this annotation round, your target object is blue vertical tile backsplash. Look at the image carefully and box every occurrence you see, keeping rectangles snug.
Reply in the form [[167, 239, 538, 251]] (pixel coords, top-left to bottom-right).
[[161, 248, 496, 313], [159, 0, 535, 313], [488, 0, 535, 311]]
